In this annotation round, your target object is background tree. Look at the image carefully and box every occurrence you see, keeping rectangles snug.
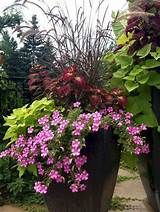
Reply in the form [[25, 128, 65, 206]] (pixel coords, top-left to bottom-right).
[[0, 12, 44, 206], [19, 15, 55, 73]]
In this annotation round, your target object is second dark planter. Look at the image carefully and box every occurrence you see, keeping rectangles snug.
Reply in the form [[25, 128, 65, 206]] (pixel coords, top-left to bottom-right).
[[138, 87, 160, 212], [44, 129, 121, 212]]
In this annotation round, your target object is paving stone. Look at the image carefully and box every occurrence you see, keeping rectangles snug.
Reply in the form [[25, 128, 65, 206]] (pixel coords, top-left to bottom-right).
[[109, 169, 154, 212], [0, 205, 25, 212]]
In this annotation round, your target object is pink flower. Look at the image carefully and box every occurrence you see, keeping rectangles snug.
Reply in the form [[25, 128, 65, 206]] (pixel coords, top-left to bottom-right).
[[107, 107, 113, 113], [51, 111, 63, 126], [72, 121, 85, 136], [127, 126, 140, 135], [71, 139, 81, 156], [28, 127, 34, 134], [73, 102, 81, 108], [75, 170, 89, 182], [125, 112, 133, 119], [134, 147, 142, 155], [92, 112, 102, 132], [0, 149, 11, 158], [57, 120, 69, 134], [34, 181, 48, 194], [79, 184, 86, 191], [140, 124, 147, 131], [49, 170, 64, 183], [133, 136, 143, 145], [63, 157, 71, 173], [75, 155, 87, 169], [141, 144, 150, 154], [47, 157, 54, 165], [38, 115, 49, 125], [70, 183, 78, 192], [37, 162, 44, 175], [111, 113, 121, 121], [56, 161, 63, 169]]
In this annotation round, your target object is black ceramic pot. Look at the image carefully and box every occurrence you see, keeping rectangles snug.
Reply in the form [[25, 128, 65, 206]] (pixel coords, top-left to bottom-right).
[[44, 129, 121, 212], [138, 87, 160, 212]]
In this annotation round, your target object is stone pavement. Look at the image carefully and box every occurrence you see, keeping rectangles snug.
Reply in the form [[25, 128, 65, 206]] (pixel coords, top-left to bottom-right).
[[0, 205, 24, 212], [0, 169, 154, 212], [109, 169, 154, 212]]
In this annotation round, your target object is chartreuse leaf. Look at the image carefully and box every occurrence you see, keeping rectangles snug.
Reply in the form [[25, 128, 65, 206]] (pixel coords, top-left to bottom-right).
[[3, 98, 55, 144], [112, 11, 124, 38], [150, 47, 160, 60], [142, 59, 160, 69], [103, 52, 115, 63], [3, 126, 17, 140], [136, 71, 149, 84], [137, 43, 152, 58], [115, 55, 133, 69], [117, 32, 132, 45], [113, 68, 129, 78], [129, 66, 144, 76], [123, 75, 135, 81], [17, 166, 26, 178], [112, 11, 127, 39], [124, 80, 139, 92]]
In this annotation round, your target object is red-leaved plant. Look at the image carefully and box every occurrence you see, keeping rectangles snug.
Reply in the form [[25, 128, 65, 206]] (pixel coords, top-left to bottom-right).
[[28, 64, 127, 110]]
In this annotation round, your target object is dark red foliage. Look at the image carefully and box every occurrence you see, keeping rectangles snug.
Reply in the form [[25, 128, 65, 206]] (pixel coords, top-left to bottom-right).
[[28, 65, 50, 97], [89, 95, 102, 107], [117, 96, 128, 108], [28, 64, 127, 109], [73, 76, 87, 88], [125, 0, 160, 54], [56, 84, 72, 97]]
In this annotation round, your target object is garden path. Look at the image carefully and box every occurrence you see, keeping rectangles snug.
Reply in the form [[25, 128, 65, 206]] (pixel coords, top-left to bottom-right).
[[109, 169, 154, 211]]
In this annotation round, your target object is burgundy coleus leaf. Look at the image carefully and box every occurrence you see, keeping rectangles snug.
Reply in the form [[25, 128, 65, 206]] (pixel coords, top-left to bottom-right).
[[89, 95, 102, 107], [73, 75, 86, 88], [28, 78, 41, 86], [28, 85, 38, 92], [117, 96, 128, 108], [60, 64, 77, 81], [111, 88, 123, 96], [56, 84, 72, 97], [126, 17, 141, 35], [28, 73, 40, 79], [39, 71, 49, 77], [103, 94, 114, 105], [86, 85, 102, 94]]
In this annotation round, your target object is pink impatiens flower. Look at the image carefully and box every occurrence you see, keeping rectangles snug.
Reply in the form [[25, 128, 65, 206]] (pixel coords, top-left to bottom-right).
[[73, 101, 81, 108], [34, 181, 48, 194], [71, 139, 81, 156]]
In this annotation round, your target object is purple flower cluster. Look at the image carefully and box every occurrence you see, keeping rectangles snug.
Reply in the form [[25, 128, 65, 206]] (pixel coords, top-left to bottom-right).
[[34, 181, 48, 194], [73, 101, 81, 108], [107, 108, 149, 155], [71, 139, 81, 156], [92, 112, 102, 132], [0, 103, 149, 194]]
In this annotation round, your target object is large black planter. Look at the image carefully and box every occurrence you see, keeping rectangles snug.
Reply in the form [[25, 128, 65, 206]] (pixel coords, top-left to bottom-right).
[[44, 129, 121, 212], [138, 87, 160, 212]]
